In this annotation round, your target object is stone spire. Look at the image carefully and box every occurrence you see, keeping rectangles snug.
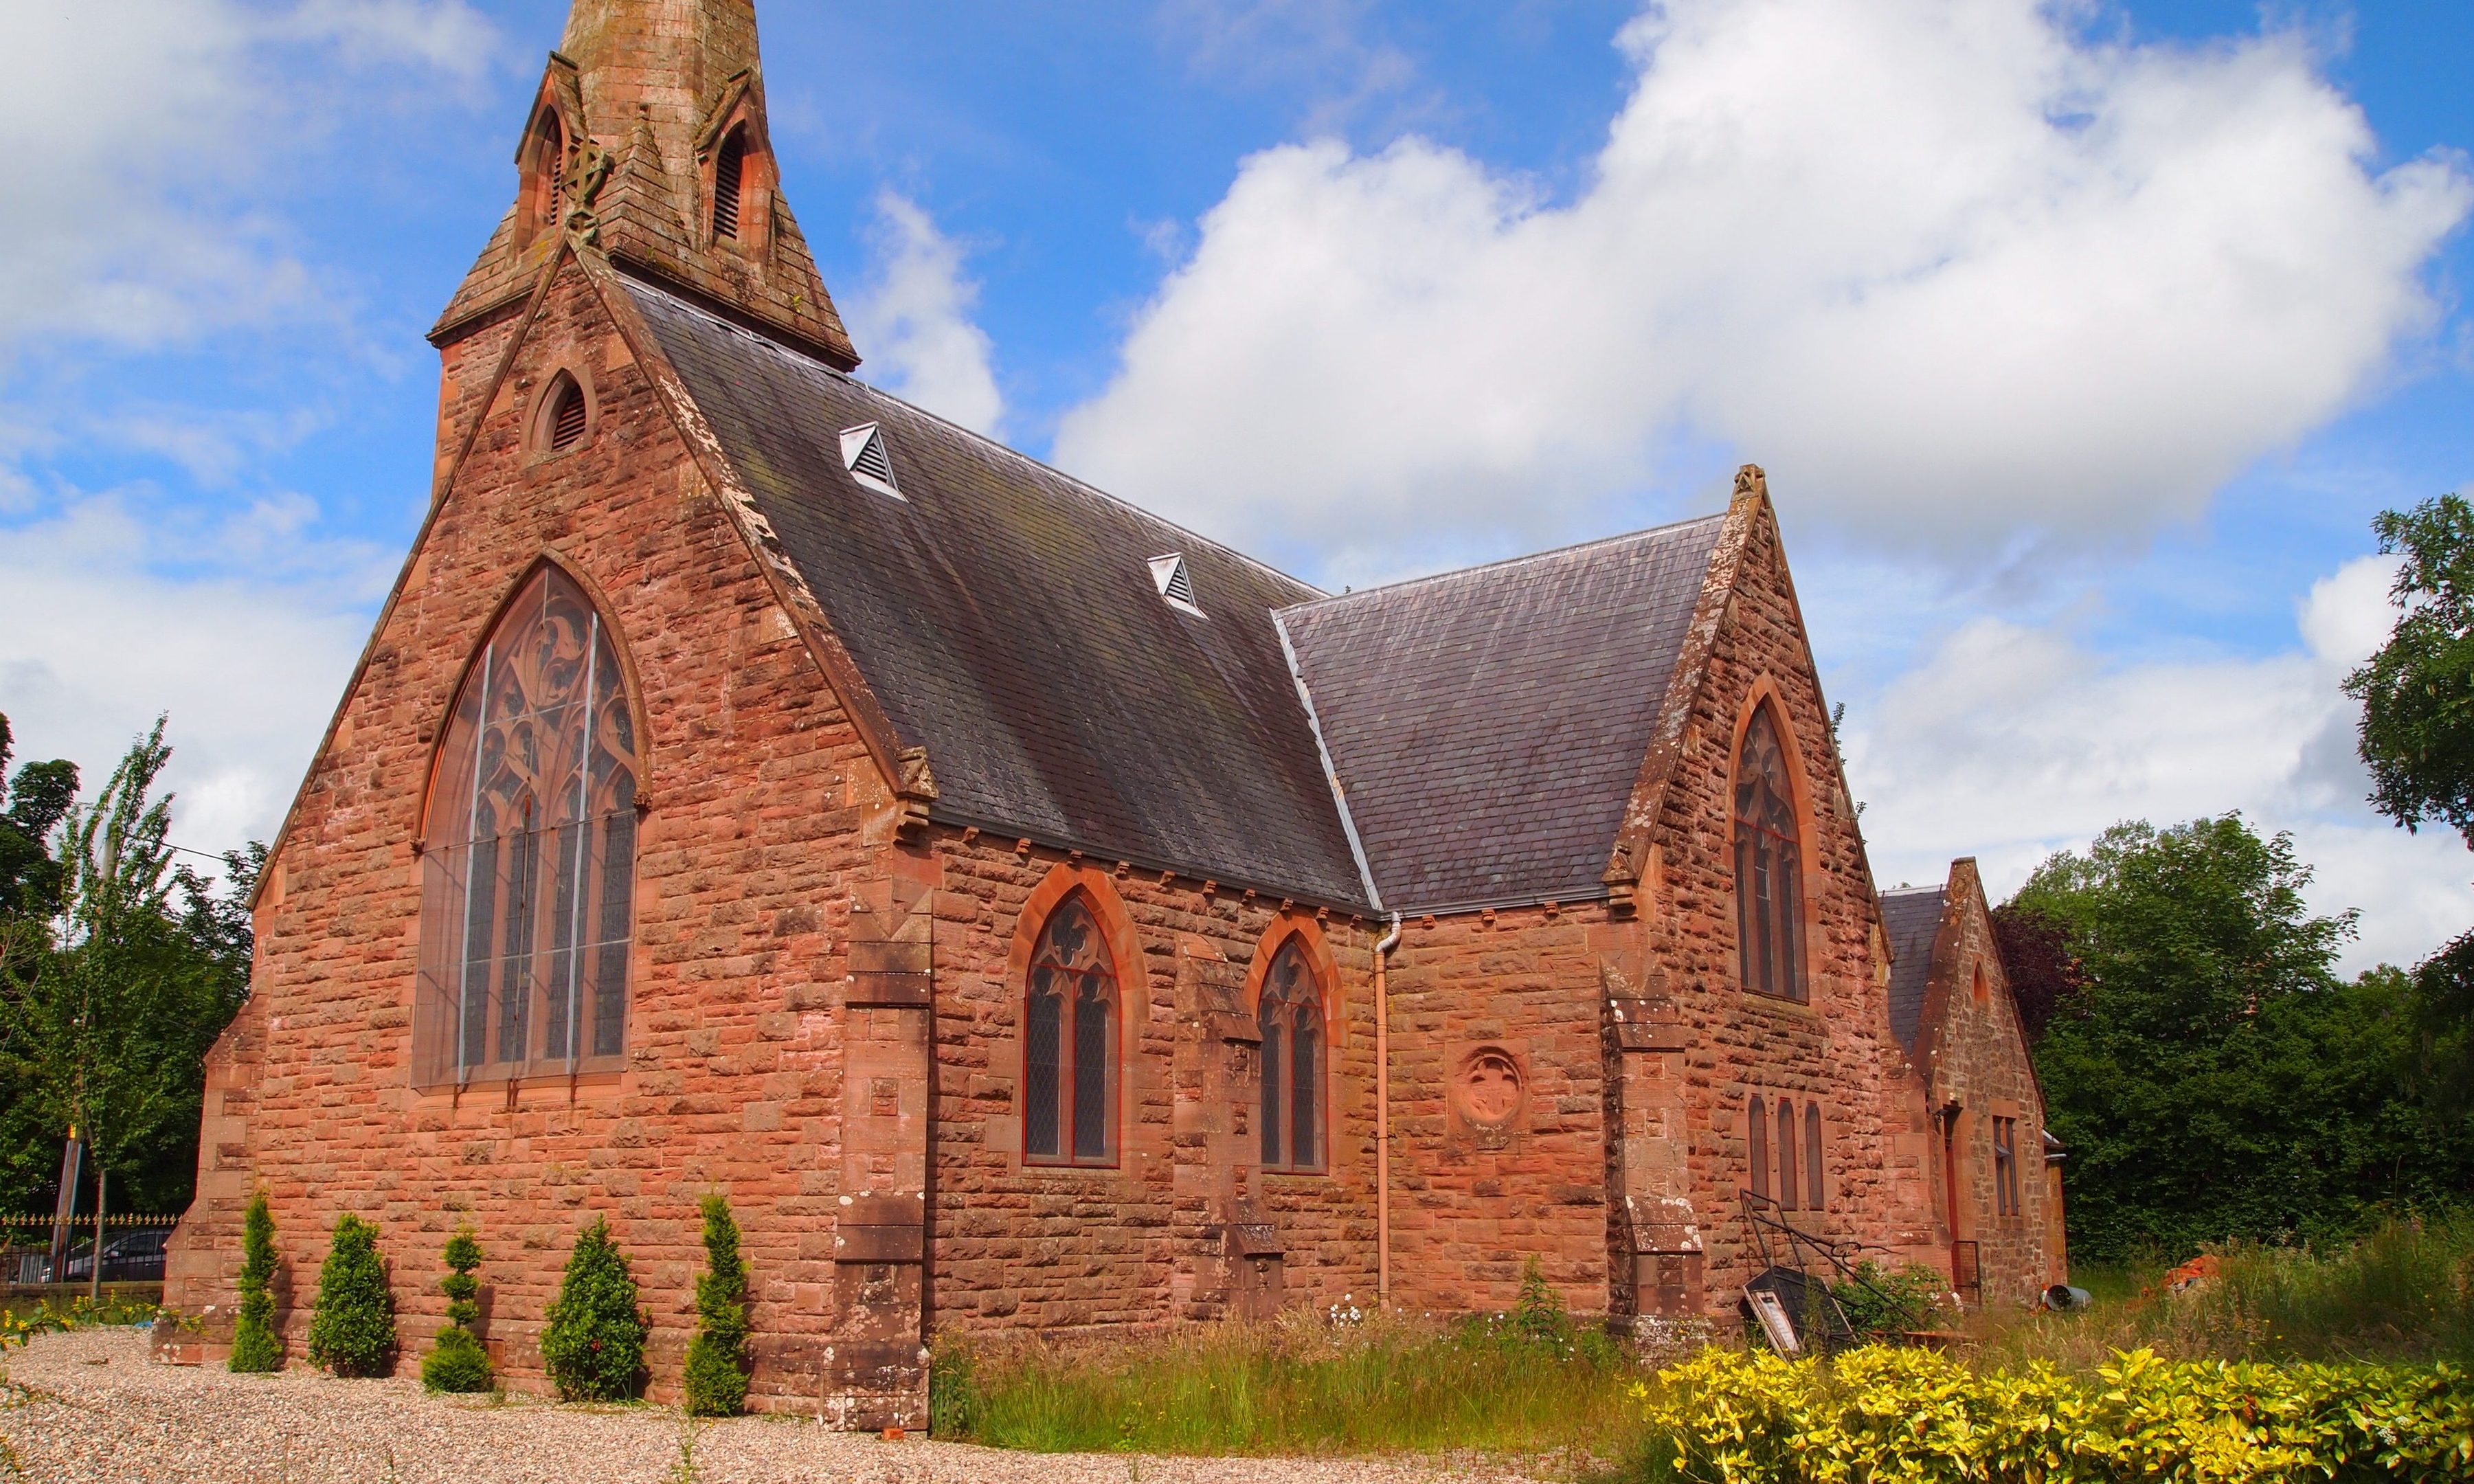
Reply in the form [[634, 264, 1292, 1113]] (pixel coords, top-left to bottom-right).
[[430, 0, 859, 370]]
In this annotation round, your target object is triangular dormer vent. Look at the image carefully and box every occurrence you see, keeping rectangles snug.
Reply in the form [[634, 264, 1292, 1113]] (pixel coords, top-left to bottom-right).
[[839, 423, 902, 499], [1149, 554, 1204, 618]]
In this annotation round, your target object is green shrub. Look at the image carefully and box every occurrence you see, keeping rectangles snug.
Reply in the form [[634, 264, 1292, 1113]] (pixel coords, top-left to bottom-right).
[[682, 1193, 752, 1417], [540, 1215, 648, 1402], [306, 1213, 396, 1377], [424, 1325, 494, 1394], [420, 1224, 494, 1394], [228, 1190, 282, 1373], [1829, 1260, 1953, 1341], [1636, 1345, 2474, 1483]]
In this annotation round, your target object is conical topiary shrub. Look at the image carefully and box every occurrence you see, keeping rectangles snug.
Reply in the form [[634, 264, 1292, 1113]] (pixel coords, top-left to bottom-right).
[[306, 1213, 396, 1377], [420, 1224, 494, 1394], [539, 1216, 649, 1402], [681, 1193, 752, 1416], [228, 1189, 283, 1373]]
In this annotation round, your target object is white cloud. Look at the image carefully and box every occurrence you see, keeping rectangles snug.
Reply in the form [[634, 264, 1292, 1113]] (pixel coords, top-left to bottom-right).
[[1845, 554, 2471, 972], [846, 194, 1005, 438], [1055, 0, 2471, 576], [0, 0, 495, 352], [0, 495, 381, 867]]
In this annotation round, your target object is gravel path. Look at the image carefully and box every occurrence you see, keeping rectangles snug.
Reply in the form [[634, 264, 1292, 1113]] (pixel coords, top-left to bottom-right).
[[0, 1329, 1562, 1484]]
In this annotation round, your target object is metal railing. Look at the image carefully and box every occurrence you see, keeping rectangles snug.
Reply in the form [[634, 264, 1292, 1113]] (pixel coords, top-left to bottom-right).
[[1738, 1190, 1930, 1355]]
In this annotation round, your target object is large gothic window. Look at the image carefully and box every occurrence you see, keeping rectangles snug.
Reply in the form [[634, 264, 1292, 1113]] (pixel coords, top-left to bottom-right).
[[1023, 894, 1118, 1166], [416, 566, 638, 1086], [1257, 938, 1325, 1173], [1733, 705, 1807, 1002]]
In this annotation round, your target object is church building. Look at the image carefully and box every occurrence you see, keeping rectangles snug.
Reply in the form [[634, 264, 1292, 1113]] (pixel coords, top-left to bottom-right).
[[159, 0, 2060, 1425]]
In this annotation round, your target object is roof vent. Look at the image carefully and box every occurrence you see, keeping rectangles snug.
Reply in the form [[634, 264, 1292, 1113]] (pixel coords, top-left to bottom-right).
[[839, 423, 902, 499], [1149, 553, 1204, 618]]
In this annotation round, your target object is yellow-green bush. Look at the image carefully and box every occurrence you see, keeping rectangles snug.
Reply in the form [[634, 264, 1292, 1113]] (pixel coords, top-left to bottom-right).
[[1635, 1346, 2473, 1484]]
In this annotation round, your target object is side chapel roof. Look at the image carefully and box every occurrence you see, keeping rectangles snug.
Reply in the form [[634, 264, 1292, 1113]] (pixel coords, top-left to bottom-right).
[[1880, 884, 1949, 1057], [1278, 519, 1727, 915]]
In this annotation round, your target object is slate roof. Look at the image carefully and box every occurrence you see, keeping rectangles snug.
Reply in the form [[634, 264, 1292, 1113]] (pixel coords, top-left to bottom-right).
[[1277, 519, 1727, 915], [1881, 885, 1948, 1056], [622, 276, 1371, 907]]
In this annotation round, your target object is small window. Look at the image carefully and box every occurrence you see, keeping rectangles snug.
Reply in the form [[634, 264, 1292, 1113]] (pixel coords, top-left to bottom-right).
[[712, 127, 746, 241], [1149, 554, 1204, 618], [1776, 1096, 1798, 1211], [839, 423, 901, 499], [1972, 962, 1990, 1005], [1748, 1094, 1770, 1200], [1992, 1116, 2018, 1217], [540, 373, 589, 453], [1023, 893, 1118, 1167], [1805, 1102, 1825, 1211]]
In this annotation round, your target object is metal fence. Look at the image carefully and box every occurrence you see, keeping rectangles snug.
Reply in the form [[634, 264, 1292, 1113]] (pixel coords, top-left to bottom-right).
[[1, 1213, 179, 1288]]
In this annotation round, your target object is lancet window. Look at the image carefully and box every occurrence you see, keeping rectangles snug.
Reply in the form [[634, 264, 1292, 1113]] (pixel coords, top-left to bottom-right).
[[1257, 938, 1325, 1173], [416, 565, 637, 1086], [1734, 705, 1808, 1002]]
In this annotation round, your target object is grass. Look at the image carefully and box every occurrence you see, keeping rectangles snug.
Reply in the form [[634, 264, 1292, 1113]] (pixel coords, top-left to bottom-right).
[[1972, 1209, 2474, 1372], [927, 1215, 2474, 1466], [932, 1264, 1657, 1461]]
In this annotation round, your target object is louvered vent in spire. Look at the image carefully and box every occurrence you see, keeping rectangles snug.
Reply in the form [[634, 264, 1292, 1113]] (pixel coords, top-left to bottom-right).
[[712, 128, 745, 240], [1149, 554, 1204, 618], [840, 423, 901, 499], [546, 374, 589, 451]]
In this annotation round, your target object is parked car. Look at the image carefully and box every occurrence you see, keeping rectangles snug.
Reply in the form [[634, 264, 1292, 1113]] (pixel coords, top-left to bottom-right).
[[50, 1228, 171, 1283]]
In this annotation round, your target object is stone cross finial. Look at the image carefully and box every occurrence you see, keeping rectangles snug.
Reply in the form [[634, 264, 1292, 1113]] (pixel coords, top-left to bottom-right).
[[1733, 464, 1768, 499]]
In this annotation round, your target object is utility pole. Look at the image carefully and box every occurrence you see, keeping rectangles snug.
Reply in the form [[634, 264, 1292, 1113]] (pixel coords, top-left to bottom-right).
[[45, 1125, 81, 1287]]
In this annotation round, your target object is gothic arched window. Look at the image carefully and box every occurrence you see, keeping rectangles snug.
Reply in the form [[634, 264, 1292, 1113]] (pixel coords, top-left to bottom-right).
[[1776, 1095, 1799, 1211], [1805, 1101, 1826, 1210], [1733, 705, 1807, 1002], [1748, 1094, 1770, 1200], [1257, 938, 1325, 1173], [416, 566, 637, 1086], [1024, 894, 1118, 1166]]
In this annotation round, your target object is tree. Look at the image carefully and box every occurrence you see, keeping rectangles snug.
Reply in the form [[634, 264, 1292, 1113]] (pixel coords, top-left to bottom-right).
[[682, 1193, 752, 1415], [0, 713, 78, 921], [2343, 492, 2474, 1132], [229, 1189, 282, 1372], [2347, 492, 2474, 846], [539, 1216, 648, 1401], [2010, 816, 2467, 1261], [306, 1213, 396, 1377], [421, 1224, 494, 1393], [0, 717, 258, 1215], [1987, 901, 2080, 1044]]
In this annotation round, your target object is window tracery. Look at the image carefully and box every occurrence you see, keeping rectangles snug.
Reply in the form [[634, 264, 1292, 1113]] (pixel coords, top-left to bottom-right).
[[1734, 704, 1808, 1001], [1024, 894, 1117, 1166], [416, 565, 637, 1086]]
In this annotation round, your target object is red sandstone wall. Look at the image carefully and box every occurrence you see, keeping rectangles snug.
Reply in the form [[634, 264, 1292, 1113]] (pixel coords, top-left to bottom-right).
[[921, 840, 1380, 1334], [1625, 498, 1924, 1308], [164, 256, 896, 1404], [1911, 867, 2061, 1305], [1384, 902, 1617, 1318]]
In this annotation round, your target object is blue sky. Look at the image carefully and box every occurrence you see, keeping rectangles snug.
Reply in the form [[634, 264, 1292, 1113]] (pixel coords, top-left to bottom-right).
[[0, 0, 2468, 967]]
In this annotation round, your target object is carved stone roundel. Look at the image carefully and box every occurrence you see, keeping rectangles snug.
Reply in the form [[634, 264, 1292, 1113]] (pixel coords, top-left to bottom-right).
[[1457, 1048, 1525, 1127]]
